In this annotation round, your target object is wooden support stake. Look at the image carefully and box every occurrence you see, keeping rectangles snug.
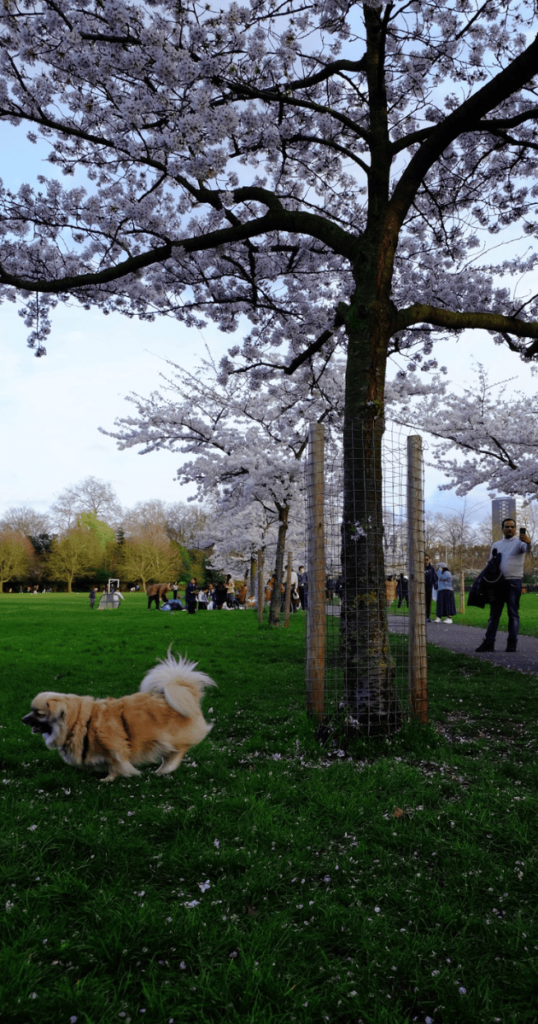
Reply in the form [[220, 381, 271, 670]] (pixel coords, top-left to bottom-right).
[[257, 549, 265, 625], [306, 422, 325, 721], [407, 435, 428, 724], [249, 554, 257, 598], [459, 570, 465, 614], [284, 550, 292, 628]]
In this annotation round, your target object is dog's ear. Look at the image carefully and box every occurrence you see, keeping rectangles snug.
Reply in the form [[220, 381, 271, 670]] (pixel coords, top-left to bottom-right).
[[45, 698, 65, 719]]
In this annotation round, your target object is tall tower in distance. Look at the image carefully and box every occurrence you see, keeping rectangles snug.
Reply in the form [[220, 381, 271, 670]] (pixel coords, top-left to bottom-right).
[[492, 497, 516, 542]]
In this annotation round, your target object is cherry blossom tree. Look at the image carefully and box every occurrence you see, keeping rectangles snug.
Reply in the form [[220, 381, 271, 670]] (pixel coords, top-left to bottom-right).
[[2, 1, 538, 725], [390, 366, 538, 502], [103, 354, 328, 623], [200, 501, 291, 587]]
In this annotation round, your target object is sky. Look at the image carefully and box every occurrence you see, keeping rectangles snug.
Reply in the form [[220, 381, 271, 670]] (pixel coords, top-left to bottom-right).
[[1, 121, 536, 531]]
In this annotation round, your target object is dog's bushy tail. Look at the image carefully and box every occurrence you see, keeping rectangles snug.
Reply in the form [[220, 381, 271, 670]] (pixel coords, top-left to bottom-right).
[[140, 650, 216, 718]]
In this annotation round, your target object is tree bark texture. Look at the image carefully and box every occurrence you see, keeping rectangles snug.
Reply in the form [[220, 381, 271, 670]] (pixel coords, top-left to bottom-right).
[[339, 280, 403, 733], [269, 504, 289, 627]]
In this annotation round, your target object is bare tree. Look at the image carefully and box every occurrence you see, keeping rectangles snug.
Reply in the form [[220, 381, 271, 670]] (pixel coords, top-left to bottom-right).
[[50, 477, 122, 532], [121, 500, 169, 538], [165, 502, 210, 548], [0, 506, 51, 538], [121, 499, 209, 547]]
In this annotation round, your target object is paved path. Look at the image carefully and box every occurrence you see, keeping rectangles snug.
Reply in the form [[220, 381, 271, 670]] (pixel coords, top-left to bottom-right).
[[388, 615, 538, 676]]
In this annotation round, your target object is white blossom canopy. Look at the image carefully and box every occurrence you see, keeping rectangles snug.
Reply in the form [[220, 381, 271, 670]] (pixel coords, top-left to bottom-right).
[[0, 0, 537, 379]]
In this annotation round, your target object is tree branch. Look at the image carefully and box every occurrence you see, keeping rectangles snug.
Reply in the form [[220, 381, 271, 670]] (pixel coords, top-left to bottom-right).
[[397, 303, 538, 356], [388, 32, 538, 233]]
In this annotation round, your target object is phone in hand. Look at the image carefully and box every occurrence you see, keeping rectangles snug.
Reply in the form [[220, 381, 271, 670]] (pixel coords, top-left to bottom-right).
[[520, 527, 527, 538]]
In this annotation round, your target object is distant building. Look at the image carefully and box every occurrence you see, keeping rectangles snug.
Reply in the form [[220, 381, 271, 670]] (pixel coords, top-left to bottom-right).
[[492, 497, 516, 541]]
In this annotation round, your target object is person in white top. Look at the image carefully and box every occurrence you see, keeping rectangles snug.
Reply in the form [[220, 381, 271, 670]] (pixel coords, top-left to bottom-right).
[[475, 518, 531, 653]]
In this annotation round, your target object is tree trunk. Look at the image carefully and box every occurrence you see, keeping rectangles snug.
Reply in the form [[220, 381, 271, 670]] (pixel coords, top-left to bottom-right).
[[340, 293, 403, 734], [269, 504, 289, 626]]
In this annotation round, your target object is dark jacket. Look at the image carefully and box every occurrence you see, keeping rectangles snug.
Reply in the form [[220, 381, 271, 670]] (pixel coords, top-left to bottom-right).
[[467, 549, 503, 609], [424, 564, 437, 591]]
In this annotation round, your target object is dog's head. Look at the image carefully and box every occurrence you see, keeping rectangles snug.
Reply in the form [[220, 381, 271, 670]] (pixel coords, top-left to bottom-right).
[[22, 692, 71, 747]]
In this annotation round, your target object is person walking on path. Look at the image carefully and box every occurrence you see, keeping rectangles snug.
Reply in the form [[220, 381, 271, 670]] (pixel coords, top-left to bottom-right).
[[424, 555, 436, 622], [89, 587, 97, 609], [434, 563, 456, 623], [476, 519, 531, 653]]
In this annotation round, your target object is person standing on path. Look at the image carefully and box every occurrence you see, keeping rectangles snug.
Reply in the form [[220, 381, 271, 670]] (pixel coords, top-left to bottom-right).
[[434, 563, 456, 623], [425, 555, 437, 622], [396, 573, 408, 609], [297, 566, 308, 610], [476, 519, 531, 653], [225, 574, 235, 608]]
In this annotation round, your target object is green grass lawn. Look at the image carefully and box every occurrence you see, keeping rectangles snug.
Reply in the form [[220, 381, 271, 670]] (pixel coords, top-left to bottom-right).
[[1, 594, 538, 1023]]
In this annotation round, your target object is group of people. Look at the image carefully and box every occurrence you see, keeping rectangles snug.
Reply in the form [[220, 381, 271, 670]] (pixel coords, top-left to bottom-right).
[[265, 565, 309, 612], [159, 576, 250, 614]]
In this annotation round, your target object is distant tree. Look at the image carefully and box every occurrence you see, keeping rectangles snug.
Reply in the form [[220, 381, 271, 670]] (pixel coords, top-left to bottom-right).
[[121, 498, 210, 548], [0, 530, 33, 590], [165, 502, 210, 548], [121, 500, 169, 537], [46, 528, 102, 592], [77, 511, 116, 550], [50, 477, 122, 531], [0, 506, 51, 537], [117, 528, 184, 591]]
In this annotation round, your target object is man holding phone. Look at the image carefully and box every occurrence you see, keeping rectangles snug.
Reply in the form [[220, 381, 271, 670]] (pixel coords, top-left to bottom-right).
[[475, 519, 531, 653]]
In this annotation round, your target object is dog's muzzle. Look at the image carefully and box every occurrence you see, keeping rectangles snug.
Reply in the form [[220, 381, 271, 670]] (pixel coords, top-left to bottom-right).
[[22, 712, 52, 735]]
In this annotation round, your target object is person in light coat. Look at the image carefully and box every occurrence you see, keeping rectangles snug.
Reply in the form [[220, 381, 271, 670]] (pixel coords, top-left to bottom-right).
[[434, 563, 456, 623]]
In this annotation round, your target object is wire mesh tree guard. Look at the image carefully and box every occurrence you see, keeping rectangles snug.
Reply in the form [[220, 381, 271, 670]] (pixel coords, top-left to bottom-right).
[[305, 422, 427, 739]]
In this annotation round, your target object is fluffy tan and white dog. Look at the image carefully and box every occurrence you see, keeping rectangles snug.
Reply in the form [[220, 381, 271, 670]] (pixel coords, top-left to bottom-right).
[[21, 652, 216, 781]]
